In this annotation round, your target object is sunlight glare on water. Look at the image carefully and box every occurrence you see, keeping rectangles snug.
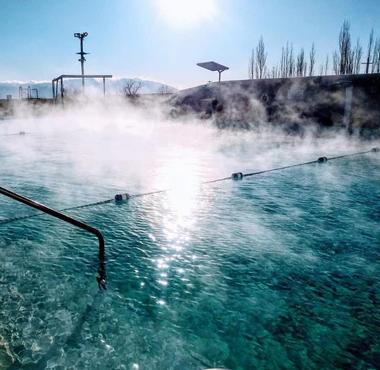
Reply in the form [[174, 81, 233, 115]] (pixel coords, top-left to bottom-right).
[[0, 110, 380, 369]]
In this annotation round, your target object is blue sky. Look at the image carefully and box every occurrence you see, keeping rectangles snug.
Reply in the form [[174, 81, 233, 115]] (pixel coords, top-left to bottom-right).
[[0, 0, 379, 88]]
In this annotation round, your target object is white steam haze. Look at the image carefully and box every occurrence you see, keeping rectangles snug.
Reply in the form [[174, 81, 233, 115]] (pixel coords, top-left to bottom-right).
[[1, 95, 380, 370], [0, 78, 177, 99], [1, 96, 378, 213]]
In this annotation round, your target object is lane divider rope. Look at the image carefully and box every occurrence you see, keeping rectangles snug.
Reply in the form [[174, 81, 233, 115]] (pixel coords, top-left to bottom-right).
[[1, 131, 27, 136], [1, 147, 378, 226]]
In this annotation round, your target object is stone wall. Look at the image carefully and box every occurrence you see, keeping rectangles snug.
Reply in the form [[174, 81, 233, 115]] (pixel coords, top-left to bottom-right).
[[170, 74, 380, 137]]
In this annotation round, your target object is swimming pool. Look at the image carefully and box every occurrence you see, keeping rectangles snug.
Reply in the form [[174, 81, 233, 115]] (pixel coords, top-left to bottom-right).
[[1, 110, 380, 369]]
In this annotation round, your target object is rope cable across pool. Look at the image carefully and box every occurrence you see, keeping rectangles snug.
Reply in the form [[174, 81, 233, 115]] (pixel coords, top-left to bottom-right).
[[0, 147, 378, 226]]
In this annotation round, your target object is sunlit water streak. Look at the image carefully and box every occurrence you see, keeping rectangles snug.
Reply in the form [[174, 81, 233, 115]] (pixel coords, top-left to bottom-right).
[[0, 112, 380, 369]]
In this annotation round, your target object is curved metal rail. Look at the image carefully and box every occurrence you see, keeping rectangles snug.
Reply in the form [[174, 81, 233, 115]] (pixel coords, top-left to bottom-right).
[[0, 186, 106, 290]]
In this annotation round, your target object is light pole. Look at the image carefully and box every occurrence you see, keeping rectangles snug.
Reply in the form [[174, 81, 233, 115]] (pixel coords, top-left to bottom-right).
[[74, 32, 89, 91]]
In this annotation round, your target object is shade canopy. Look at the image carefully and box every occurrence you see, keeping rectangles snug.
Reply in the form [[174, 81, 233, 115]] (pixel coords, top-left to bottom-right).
[[197, 61, 229, 72]]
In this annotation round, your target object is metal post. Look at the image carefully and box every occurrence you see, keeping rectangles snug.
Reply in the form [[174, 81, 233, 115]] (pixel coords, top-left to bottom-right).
[[343, 86, 353, 133], [80, 37, 85, 90], [74, 32, 89, 93], [362, 59, 373, 74], [103, 77, 106, 96], [60, 78, 64, 100]]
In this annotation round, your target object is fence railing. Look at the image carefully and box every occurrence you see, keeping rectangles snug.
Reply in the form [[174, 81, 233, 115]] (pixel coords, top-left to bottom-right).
[[0, 186, 106, 290]]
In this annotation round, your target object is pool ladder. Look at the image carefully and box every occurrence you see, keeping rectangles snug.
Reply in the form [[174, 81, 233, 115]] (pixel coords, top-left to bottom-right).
[[0, 186, 106, 290]]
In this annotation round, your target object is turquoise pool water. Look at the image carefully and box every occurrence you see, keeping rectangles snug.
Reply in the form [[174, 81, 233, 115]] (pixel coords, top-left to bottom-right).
[[1, 114, 380, 369]]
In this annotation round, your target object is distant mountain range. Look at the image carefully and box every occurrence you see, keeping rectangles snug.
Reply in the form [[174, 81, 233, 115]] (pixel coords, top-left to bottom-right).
[[0, 78, 177, 99]]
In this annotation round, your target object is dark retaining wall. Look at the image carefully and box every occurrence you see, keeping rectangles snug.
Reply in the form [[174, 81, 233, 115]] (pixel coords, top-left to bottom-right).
[[170, 74, 380, 137]]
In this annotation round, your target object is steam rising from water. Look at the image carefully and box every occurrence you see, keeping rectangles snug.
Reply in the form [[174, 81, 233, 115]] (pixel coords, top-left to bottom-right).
[[1, 98, 380, 369], [1, 97, 376, 204]]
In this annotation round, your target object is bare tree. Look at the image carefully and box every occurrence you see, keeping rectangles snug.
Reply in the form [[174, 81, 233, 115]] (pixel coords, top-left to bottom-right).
[[246, 22, 379, 79], [288, 44, 295, 77], [280, 42, 293, 77], [158, 85, 171, 95], [333, 51, 339, 75], [280, 45, 286, 77], [331, 21, 357, 75], [309, 43, 316, 76], [248, 20, 380, 79], [318, 55, 329, 75], [270, 65, 279, 78], [248, 49, 255, 79], [338, 21, 352, 74], [124, 79, 142, 97], [372, 37, 380, 73], [364, 29, 374, 73], [296, 48, 306, 76], [255, 36, 267, 79], [353, 39, 363, 74]]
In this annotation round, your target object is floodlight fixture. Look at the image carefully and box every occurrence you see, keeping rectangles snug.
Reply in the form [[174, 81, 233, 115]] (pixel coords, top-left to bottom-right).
[[74, 32, 88, 39], [197, 61, 229, 82]]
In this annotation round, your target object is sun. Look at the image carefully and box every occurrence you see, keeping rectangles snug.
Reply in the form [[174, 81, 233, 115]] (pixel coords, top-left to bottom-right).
[[156, 0, 218, 27]]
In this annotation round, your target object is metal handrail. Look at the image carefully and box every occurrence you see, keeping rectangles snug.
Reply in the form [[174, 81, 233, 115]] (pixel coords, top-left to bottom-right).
[[0, 186, 106, 290]]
